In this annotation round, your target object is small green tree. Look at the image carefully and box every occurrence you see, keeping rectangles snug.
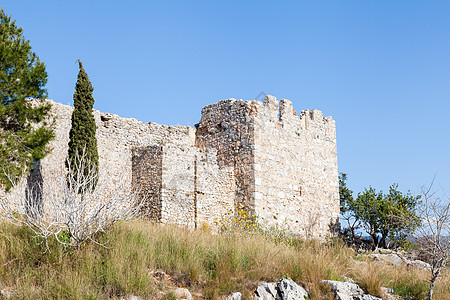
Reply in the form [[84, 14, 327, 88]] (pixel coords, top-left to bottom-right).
[[354, 184, 421, 249], [0, 8, 54, 190], [339, 173, 421, 250], [67, 60, 98, 187]]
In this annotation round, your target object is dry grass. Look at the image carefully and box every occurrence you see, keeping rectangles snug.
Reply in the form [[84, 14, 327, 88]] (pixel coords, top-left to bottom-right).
[[0, 220, 449, 299]]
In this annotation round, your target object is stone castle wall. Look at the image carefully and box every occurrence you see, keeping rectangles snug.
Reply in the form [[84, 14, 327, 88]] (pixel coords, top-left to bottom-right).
[[252, 96, 339, 238], [195, 95, 339, 238], [27, 100, 235, 230], [2, 96, 339, 238], [132, 145, 236, 229], [43, 100, 195, 194], [195, 99, 257, 209]]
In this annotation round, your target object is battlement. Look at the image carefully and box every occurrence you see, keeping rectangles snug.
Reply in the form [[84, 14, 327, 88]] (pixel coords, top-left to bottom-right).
[[199, 95, 335, 135]]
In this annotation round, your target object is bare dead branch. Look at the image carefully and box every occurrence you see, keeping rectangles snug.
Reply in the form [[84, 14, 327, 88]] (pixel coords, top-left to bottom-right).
[[0, 149, 146, 250], [415, 181, 449, 300]]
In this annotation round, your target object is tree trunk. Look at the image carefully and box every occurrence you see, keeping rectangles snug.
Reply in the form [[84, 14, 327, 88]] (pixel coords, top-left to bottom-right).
[[370, 233, 379, 250], [380, 232, 388, 249], [427, 258, 443, 300], [427, 272, 437, 300]]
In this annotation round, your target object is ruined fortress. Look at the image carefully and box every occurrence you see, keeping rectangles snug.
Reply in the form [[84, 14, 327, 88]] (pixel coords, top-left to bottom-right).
[[20, 95, 340, 238]]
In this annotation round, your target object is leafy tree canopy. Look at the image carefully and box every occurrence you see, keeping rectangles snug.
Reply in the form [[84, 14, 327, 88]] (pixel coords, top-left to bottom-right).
[[0, 7, 54, 190], [339, 173, 421, 250]]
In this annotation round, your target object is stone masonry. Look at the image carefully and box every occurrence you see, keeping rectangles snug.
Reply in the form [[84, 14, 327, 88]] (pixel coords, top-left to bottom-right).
[[2, 96, 339, 238], [196, 96, 339, 238], [132, 145, 235, 229]]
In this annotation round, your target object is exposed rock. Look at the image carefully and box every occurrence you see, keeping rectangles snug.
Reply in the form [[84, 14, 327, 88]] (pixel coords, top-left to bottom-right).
[[174, 287, 192, 300], [361, 295, 382, 300], [365, 251, 431, 270], [374, 248, 393, 254], [227, 292, 243, 300], [366, 253, 404, 266], [322, 280, 381, 300], [405, 259, 431, 270], [254, 279, 308, 300], [322, 280, 364, 297], [254, 282, 280, 299], [335, 291, 353, 300], [277, 278, 309, 300]]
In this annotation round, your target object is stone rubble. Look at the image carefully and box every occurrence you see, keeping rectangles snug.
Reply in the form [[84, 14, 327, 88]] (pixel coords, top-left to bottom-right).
[[278, 278, 309, 300], [255, 282, 279, 299], [364, 252, 431, 270], [405, 259, 431, 270], [322, 280, 381, 300], [254, 278, 309, 300], [366, 253, 404, 266], [226, 292, 243, 300]]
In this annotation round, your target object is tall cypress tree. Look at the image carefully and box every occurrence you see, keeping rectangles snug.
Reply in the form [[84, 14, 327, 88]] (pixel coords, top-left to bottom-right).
[[0, 8, 54, 190], [67, 60, 98, 185]]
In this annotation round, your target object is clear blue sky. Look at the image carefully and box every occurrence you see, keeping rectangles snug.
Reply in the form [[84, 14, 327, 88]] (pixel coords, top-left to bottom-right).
[[3, 0, 450, 196]]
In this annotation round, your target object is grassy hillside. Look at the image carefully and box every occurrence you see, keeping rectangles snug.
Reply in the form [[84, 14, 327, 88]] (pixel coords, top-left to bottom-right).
[[0, 220, 448, 299]]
